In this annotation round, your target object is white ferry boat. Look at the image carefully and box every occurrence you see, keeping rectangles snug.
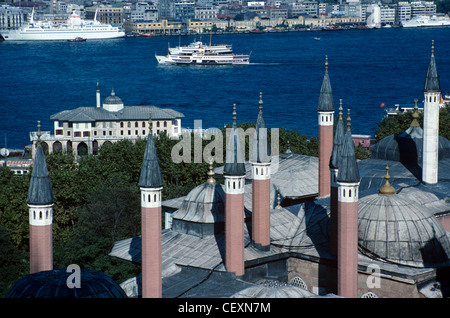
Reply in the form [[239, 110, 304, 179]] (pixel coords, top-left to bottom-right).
[[0, 9, 125, 41], [401, 15, 450, 28], [156, 40, 250, 65]]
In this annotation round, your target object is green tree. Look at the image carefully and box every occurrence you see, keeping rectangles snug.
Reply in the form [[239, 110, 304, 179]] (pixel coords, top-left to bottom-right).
[[0, 225, 28, 297]]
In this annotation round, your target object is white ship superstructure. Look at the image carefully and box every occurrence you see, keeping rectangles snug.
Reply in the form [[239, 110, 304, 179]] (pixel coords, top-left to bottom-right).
[[156, 40, 250, 65], [401, 15, 450, 28], [0, 9, 125, 41]]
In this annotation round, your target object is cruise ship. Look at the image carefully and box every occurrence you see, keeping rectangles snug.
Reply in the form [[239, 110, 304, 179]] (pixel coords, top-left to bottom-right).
[[401, 15, 450, 28], [0, 9, 125, 41], [156, 40, 250, 65]]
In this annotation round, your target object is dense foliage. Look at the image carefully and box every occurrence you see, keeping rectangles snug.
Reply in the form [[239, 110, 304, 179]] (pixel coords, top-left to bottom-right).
[[375, 104, 450, 142]]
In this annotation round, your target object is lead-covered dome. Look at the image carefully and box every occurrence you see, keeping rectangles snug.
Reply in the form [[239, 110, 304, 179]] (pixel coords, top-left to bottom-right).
[[171, 166, 226, 237], [358, 192, 450, 267], [103, 88, 124, 112], [371, 106, 450, 164], [6, 269, 127, 298]]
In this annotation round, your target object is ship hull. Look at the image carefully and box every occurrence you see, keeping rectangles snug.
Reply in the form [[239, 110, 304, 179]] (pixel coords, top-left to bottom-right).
[[1, 29, 125, 41]]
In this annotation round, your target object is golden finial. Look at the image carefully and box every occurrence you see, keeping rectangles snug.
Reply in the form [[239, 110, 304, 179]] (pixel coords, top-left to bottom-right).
[[379, 165, 396, 196], [347, 109, 351, 131], [325, 55, 328, 72], [232, 104, 237, 127], [259, 92, 263, 115], [411, 98, 420, 127], [206, 159, 215, 184], [148, 112, 153, 135], [339, 99, 343, 120], [275, 193, 282, 210]]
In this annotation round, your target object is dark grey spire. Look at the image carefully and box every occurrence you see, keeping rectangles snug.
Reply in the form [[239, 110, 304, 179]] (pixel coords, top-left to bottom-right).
[[27, 122, 54, 205], [337, 111, 360, 183], [424, 40, 440, 92], [139, 114, 163, 188], [317, 56, 334, 112], [329, 100, 345, 169], [250, 92, 271, 164], [224, 104, 246, 176]]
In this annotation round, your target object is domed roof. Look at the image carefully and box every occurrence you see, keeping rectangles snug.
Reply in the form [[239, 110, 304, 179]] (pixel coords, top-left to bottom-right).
[[172, 182, 225, 224], [358, 191, 450, 267], [231, 281, 315, 298], [371, 108, 450, 164], [6, 269, 128, 298], [103, 88, 123, 106]]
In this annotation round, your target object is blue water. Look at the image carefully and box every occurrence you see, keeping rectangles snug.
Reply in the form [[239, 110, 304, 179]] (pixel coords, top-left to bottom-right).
[[1, 27, 449, 149]]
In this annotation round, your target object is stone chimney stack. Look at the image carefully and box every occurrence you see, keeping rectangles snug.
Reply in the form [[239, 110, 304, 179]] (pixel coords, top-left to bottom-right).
[[139, 113, 163, 298], [318, 56, 335, 197], [422, 40, 441, 184], [223, 105, 246, 277], [28, 121, 54, 274], [250, 92, 271, 251]]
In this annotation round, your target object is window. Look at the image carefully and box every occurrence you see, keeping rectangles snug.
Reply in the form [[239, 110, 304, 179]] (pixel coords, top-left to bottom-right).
[[142, 122, 146, 128], [135, 122, 139, 127], [120, 122, 124, 128]]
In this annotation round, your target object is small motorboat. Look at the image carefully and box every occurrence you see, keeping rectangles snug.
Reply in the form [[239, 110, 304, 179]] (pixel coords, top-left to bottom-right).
[[68, 37, 86, 42]]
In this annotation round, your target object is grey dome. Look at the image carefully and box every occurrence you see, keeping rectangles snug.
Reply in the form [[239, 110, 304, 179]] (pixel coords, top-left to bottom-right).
[[173, 182, 225, 224], [358, 193, 450, 267], [6, 269, 127, 298], [371, 126, 450, 164], [231, 281, 315, 298], [103, 88, 123, 106], [171, 182, 226, 237]]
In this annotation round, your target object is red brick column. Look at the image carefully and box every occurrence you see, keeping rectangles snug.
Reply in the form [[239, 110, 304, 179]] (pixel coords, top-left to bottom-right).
[[251, 163, 271, 250], [337, 182, 359, 298], [225, 176, 245, 277], [29, 204, 53, 274], [141, 187, 162, 298], [318, 112, 334, 197]]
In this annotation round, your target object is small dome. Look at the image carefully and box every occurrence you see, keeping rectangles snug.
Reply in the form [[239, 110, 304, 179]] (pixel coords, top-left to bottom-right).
[[6, 269, 128, 298], [358, 193, 450, 267], [371, 126, 450, 164], [103, 88, 124, 111], [231, 281, 315, 298], [173, 182, 225, 224]]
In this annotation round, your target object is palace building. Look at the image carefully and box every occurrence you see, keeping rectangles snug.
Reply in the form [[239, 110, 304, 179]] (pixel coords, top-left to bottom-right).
[[29, 82, 184, 159]]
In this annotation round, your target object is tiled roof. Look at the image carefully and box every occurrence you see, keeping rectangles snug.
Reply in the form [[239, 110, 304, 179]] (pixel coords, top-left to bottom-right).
[[50, 105, 184, 122], [27, 145, 54, 205]]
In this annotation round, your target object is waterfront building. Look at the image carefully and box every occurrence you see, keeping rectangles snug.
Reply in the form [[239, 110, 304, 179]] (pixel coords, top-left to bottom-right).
[[29, 83, 184, 158], [0, 5, 25, 30], [123, 18, 183, 34], [194, 6, 218, 20], [85, 5, 124, 25], [396, 1, 412, 22], [130, 2, 159, 22]]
